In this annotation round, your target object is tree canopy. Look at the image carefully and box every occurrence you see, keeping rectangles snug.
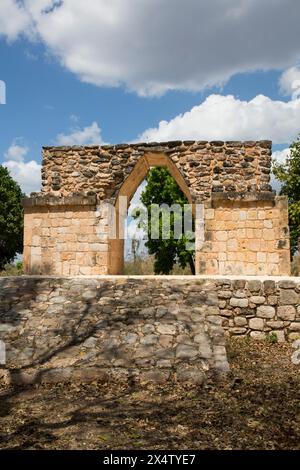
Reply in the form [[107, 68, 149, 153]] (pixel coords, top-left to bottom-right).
[[133, 167, 195, 274], [273, 138, 300, 256], [0, 166, 24, 270]]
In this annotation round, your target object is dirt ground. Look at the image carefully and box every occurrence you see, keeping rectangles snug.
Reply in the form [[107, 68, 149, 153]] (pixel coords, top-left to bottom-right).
[[0, 338, 299, 450]]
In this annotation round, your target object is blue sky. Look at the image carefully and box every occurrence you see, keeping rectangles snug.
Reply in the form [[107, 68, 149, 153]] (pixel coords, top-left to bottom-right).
[[1, 0, 300, 196]]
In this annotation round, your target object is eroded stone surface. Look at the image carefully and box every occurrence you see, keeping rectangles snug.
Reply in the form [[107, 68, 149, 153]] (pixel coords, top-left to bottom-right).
[[0, 277, 230, 385], [22, 141, 291, 277], [1, 275, 299, 385]]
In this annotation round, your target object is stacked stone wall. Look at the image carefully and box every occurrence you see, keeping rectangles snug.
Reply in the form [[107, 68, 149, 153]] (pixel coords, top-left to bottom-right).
[[0, 277, 229, 385], [0, 276, 299, 385], [215, 278, 300, 341], [41, 141, 272, 201]]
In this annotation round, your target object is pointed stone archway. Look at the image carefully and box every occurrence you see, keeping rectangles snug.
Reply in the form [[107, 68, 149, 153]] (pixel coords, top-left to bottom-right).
[[108, 152, 196, 274]]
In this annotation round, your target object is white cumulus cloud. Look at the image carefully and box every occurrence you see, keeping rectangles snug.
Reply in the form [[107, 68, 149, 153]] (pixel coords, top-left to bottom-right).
[[1, 1, 300, 95], [0, 0, 30, 41], [272, 148, 291, 165], [3, 143, 41, 195], [271, 147, 291, 193], [4, 143, 29, 162], [4, 160, 42, 195], [56, 121, 104, 146], [279, 66, 300, 99], [138, 94, 300, 144]]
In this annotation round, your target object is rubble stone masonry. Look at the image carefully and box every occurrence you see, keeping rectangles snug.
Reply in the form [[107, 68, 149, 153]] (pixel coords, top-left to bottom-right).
[[0, 276, 299, 385], [22, 140, 291, 276]]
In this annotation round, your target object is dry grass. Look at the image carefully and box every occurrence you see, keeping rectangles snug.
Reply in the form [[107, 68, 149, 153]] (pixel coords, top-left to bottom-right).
[[0, 262, 23, 277], [124, 255, 192, 275], [0, 338, 299, 450]]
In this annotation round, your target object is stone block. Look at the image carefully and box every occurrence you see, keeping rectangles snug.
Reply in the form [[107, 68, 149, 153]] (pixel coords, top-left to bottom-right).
[[262, 229, 275, 241], [277, 305, 296, 321], [257, 305, 275, 319], [250, 331, 266, 340], [156, 324, 177, 335], [176, 344, 198, 360], [264, 220, 273, 229], [249, 296, 266, 305], [279, 290, 299, 305], [257, 252, 267, 263], [159, 335, 173, 348], [234, 316, 247, 327], [140, 334, 158, 346], [139, 370, 171, 384], [216, 231, 228, 241], [289, 322, 300, 332], [249, 318, 264, 330], [230, 298, 249, 308], [247, 280, 262, 292], [205, 209, 215, 220], [278, 280, 296, 289], [267, 253, 279, 263], [218, 290, 232, 299], [263, 280, 276, 294]]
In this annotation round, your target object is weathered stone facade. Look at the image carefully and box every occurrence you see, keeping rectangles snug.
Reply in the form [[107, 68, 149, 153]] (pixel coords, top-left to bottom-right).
[[23, 140, 291, 276], [41, 140, 273, 199], [201, 194, 290, 276], [0, 276, 229, 385]]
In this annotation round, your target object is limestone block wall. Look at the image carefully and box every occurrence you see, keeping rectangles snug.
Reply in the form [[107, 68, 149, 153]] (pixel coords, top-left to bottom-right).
[[23, 195, 110, 276], [22, 193, 291, 277], [199, 195, 290, 276], [0, 277, 229, 385]]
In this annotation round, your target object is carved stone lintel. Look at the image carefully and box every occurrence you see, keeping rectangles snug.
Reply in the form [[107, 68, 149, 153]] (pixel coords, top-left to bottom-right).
[[22, 193, 97, 208]]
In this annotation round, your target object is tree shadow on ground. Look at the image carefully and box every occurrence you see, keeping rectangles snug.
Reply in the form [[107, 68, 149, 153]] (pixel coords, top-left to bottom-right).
[[0, 371, 300, 450]]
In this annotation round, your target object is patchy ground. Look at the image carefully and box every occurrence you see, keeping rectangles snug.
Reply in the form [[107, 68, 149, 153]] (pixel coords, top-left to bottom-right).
[[0, 338, 299, 450]]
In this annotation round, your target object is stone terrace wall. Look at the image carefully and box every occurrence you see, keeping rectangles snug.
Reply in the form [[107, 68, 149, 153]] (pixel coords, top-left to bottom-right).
[[0, 277, 229, 385], [41, 141, 272, 202], [0, 276, 299, 386], [217, 277, 300, 342]]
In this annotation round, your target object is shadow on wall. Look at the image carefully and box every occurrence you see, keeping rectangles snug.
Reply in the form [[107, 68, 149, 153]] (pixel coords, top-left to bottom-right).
[[0, 277, 226, 400], [291, 254, 300, 276], [27, 262, 54, 276], [0, 278, 103, 387]]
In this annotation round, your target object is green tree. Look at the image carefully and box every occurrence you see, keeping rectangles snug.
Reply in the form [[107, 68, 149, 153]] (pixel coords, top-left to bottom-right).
[[273, 137, 300, 256], [133, 167, 195, 274], [0, 166, 24, 270]]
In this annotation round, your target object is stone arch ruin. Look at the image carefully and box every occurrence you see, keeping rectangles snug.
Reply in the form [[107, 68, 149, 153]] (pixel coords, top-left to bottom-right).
[[109, 151, 194, 274], [23, 140, 291, 276]]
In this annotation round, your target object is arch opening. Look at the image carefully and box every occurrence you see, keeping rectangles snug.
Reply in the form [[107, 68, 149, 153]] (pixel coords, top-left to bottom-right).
[[107, 153, 197, 275]]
